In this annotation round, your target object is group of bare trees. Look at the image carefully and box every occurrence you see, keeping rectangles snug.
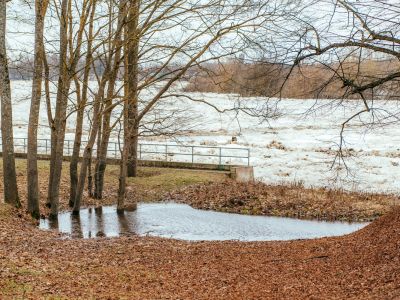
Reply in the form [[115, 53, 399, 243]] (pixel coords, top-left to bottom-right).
[[2, 0, 299, 219], [1, 0, 398, 219]]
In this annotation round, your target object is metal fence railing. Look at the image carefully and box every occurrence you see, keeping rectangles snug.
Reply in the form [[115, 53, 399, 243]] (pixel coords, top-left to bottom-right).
[[3, 137, 250, 166]]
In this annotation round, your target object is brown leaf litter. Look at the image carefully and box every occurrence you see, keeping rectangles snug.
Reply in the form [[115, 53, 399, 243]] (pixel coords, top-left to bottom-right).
[[0, 203, 399, 299]]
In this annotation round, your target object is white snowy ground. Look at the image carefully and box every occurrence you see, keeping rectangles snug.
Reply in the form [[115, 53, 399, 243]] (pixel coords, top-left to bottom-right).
[[9, 80, 400, 194]]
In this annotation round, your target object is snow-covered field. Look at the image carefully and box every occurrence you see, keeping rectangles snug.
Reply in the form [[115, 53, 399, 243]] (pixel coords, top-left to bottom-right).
[[8, 81, 400, 194]]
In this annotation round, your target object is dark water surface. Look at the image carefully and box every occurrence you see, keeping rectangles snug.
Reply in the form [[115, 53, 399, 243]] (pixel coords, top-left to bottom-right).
[[39, 203, 367, 241]]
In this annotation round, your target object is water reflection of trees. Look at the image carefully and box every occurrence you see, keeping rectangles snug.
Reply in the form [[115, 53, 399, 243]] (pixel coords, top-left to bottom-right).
[[45, 206, 139, 238], [117, 210, 132, 236], [94, 207, 105, 237], [71, 214, 83, 238], [47, 217, 59, 231]]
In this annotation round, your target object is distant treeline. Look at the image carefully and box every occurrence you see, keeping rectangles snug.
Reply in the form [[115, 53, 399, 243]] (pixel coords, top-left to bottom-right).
[[184, 59, 400, 100], [8, 55, 183, 81], [8, 54, 106, 80], [10, 56, 400, 100]]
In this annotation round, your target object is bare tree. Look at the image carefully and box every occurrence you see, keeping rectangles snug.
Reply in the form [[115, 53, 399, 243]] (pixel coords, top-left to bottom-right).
[[69, 0, 97, 207], [27, 0, 49, 218], [0, 0, 20, 208], [73, 0, 126, 213], [109, 0, 295, 208], [289, 0, 400, 167], [46, 0, 70, 217], [6, 0, 305, 214], [93, 0, 126, 199], [47, 0, 92, 217], [67, 0, 302, 203]]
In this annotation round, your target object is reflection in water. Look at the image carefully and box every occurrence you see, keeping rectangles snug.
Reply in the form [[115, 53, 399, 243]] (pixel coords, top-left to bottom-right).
[[42, 206, 126, 238], [39, 203, 368, 241], [47, 217, 59, 232], [117, 211, 133, 236], [71, 215, 83, 239], [94, 206, 104, 238]]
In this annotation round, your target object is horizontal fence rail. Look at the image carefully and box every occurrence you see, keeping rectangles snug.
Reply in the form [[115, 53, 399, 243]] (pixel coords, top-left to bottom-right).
[[3, 137, 250, 166]]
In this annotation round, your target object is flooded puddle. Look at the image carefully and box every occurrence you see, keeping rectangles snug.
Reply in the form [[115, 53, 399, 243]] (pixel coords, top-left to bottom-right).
[[39, 203, 367, 241]]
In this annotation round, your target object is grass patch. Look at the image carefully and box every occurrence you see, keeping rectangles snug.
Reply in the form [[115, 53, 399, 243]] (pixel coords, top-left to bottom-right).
[[1, 158, 229, 213], [10, 266, 42, 277], [127, 169, 225, 201], [1, 279, 33, 297]]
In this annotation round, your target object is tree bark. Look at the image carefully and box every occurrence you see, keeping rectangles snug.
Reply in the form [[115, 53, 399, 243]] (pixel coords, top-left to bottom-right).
[[87, 154, 93, 197], [117, 139, 128, 213], [0, 0, 20, 208], [126, 0, 140, 178], [93, 87, 113, 199], [69, 106, 84, 207], [27, 0, 48, 218]]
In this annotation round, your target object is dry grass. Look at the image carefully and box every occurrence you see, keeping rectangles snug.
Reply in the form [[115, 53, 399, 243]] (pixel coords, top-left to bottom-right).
[[167, 181, 399, 222]]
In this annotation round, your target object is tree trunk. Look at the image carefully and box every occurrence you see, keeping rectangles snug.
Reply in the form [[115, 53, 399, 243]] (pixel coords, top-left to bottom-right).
[[94, 159, 106, 199], [69, 0, 95, 207], [87, 154, 93, 197], [0, 0, 20, 208], [118, 94, 131, 212], [117, 142, 128, 213], [69, 108, 83, 207], [117, 1, 138, 212], [93, 53, 121, 199], [126, 0, 140, 178], [27, 0, 48, 218], [47, 0, 69, 217], [48, 0, 90, 216], [127, 125, 139, 177], [72, 85, 104, 214], [43, 42, 54, 208], [93, 98, 112, 199]]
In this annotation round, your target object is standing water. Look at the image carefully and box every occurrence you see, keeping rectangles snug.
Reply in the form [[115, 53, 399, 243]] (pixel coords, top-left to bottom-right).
[[39, 203, 367, 241]]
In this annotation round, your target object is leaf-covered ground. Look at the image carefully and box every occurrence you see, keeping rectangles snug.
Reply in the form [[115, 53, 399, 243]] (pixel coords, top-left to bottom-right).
[[0, 159, 399, 298], [167, 181, 399, 222], [0, 203, 399, 299]]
